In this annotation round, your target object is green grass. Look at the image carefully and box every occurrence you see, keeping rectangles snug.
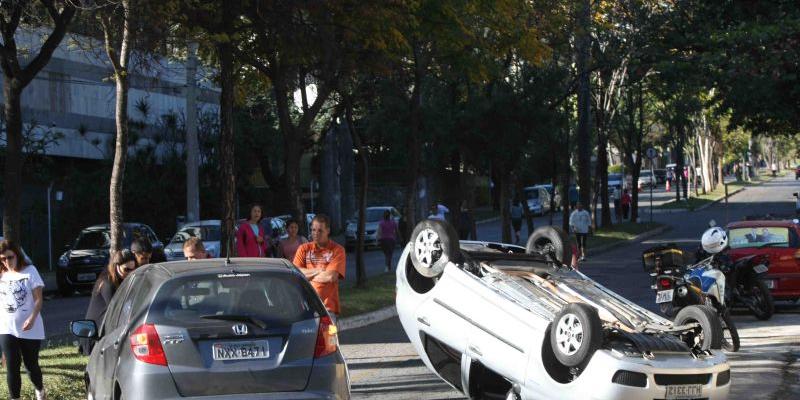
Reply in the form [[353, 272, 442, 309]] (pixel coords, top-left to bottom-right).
[[587, 221, 664, 249], [657, 183, 746, 211], [0, 345, 87, 400], [339, 272, 396, 318]]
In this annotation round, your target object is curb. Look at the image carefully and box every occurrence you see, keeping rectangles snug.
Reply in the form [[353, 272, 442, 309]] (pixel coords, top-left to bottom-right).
[[588, 224, 672, 256], [476, 216, 500, 225], [338, 305, 397, 332]]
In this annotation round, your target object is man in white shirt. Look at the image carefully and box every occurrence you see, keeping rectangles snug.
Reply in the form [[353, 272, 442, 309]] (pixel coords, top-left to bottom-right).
[[569, 202, 592, 261], [427, 203, 449, 221]]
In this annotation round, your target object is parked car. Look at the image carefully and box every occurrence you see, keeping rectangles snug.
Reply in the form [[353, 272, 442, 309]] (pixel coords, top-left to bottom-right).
[[163, 220, 221, 261], [57, 223, 165, 297], [274, 213, 315, 234], [397, 220, 730, 400], [522, 185, 551, 215], [653, 169, 667, 184], [607, 173, 624, 193], [726, 219, 800, 301], [345, 206, 400, 249], [71, 258, 350, 400], [637, 170, 656, 189]]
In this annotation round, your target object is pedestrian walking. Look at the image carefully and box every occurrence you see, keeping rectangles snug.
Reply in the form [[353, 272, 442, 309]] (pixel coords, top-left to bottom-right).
[[511, 200, 524, 244], [771, 162, 778, 177], [666, 169, 674, 192], [569, 202, 592, 261], [455, 200, 477, 240], [293, 214, 346, 317], [236, 203, 269, 257], [183, 237, 210, 260], [277, 219, 308, 262], [82, 249, 138, 355], [427, 202, 449, 221], [377, 210, 400, 272], [612, 186, 622, 222], [0, 240, 47, 400], [621, 189, 632, 220]]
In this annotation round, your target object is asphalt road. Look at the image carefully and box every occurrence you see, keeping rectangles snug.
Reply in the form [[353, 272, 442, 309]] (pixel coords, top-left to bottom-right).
[[341, 175, 800, 400], [38, 175, 800, 399]]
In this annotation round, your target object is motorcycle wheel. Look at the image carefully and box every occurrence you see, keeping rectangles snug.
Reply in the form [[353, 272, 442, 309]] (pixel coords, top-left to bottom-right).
[[719, 312, 740, 352], [749, 279, 775, 321]]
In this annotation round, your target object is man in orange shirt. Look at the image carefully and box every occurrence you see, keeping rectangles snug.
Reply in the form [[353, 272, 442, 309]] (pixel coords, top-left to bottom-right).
[[293, 214, 346, 316]]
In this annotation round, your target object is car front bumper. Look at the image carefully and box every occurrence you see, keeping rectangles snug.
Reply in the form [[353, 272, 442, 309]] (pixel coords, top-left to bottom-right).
[[525, 349, 730, 400]]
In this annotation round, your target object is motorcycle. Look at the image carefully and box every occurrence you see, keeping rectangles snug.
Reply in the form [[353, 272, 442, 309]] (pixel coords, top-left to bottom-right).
[[643, 246, 739, 352], [649, 258, 740, 352], [695, 249, 775, 321]]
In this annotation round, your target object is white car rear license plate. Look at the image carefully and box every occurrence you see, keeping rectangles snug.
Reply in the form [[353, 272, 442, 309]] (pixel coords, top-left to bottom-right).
[[212, 340, 269, 361], [665, 384, 702, 399], [77, 273, 96, 282], [765, 280, 776, 289], [656, 289, 674, 303], [753, 264, 768, 274]]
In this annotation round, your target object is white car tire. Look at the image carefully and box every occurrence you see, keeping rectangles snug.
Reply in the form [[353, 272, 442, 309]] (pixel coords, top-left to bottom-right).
[[410, 220, 462, 278], [526, 226, 572, 264], [549, 303, 602, 367], [674, 305, 723, 351]]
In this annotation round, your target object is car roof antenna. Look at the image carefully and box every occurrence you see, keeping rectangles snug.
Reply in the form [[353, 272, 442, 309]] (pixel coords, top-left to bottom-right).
[[225, 221, 233, 268]]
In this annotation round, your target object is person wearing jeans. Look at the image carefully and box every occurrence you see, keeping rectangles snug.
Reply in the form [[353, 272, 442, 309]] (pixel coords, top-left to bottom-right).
[[569, 202, 592, 262], [0, 240, 47, 400]]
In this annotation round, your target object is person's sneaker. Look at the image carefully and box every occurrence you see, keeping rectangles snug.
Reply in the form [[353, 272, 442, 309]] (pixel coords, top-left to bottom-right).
[[35, 388, 47, 400]]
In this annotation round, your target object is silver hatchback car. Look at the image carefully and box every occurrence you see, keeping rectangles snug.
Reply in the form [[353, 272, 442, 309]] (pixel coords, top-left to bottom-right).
[[71, 258, 350, 400]]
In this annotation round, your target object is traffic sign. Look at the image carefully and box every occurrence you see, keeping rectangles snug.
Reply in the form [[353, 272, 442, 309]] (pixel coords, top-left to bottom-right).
[[646, 147, 658, 160]]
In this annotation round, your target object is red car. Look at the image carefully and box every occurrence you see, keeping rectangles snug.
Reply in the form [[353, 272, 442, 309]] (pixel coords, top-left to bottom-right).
[[726, 220, 800, 300]]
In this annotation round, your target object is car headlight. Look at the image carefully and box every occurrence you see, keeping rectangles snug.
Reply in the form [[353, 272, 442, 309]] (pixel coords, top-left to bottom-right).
[[58, 253, 69, 268]]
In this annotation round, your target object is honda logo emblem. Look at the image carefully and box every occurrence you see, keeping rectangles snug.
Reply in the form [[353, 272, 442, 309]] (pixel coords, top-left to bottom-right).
[[232, 324, 248, 336]]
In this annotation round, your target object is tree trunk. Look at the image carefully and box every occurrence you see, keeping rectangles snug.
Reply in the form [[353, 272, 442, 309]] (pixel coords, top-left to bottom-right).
[[596, 127, 611, 227], [499, 166, 512, 244], [403, 44, 424, 239], [345, 102, 368, 288], [217, 39, 237, 257], [575, 0, 592, 208], [109, 72, 130, 252], [2, 81, 23, 242]]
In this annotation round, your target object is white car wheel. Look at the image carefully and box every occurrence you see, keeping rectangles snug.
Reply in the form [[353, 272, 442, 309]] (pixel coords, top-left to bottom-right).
[[555, 313, 584, 356], [415, 228, 441, 270], [549, 303, 602, 367], [409, 220, 462, 278]]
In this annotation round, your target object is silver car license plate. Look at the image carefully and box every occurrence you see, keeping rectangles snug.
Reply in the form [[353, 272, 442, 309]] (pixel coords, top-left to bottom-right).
[[212, 340, 270, 361], [77, 273, 96, 282], [753, 264, 768, 274], [656, 289, 674, 303], [665, 384, 702, 399]]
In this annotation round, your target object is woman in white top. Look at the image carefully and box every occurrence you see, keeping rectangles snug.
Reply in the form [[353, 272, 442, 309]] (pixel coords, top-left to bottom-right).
[[0, 240, 47, 400]]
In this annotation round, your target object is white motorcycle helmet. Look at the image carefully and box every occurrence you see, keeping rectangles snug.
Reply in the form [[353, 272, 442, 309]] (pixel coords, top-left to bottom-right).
[[701, 227, 728, 254]]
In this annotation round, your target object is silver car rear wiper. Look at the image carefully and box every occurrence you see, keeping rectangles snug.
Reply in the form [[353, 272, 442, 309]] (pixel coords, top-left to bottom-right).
[[200, 314, 268, 330]]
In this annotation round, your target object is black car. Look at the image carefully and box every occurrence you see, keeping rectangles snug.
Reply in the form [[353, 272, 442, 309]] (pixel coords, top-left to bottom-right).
[[56, 223, 165, 296]]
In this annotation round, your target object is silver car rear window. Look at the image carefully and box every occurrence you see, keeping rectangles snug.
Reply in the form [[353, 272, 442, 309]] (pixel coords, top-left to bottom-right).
[[151, 272, 319, 325]]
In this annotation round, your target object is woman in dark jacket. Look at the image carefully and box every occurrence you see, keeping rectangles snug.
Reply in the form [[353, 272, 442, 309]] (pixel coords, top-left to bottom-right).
[[81, 249, 137, 355]]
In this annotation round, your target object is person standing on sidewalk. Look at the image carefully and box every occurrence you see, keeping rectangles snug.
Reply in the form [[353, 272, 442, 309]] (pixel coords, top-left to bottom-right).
[[377, 210, 399, 272], [236, 203, 269, 257], [621, 189, 632, 220], [277, 219, 308, 262], [455, 200, 477, 240], [569, 202, 591, 261], [511, 200, 524, 244], [293, 214, 346, 318], [0, 240, 47, 400]]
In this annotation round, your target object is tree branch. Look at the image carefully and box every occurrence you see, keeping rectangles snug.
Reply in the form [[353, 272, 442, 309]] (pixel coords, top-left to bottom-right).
[[18, 1, 76, 85]]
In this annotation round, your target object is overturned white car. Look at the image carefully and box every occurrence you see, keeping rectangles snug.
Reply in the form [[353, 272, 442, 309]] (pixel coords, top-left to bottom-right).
[[396, 220, 731, 400]]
